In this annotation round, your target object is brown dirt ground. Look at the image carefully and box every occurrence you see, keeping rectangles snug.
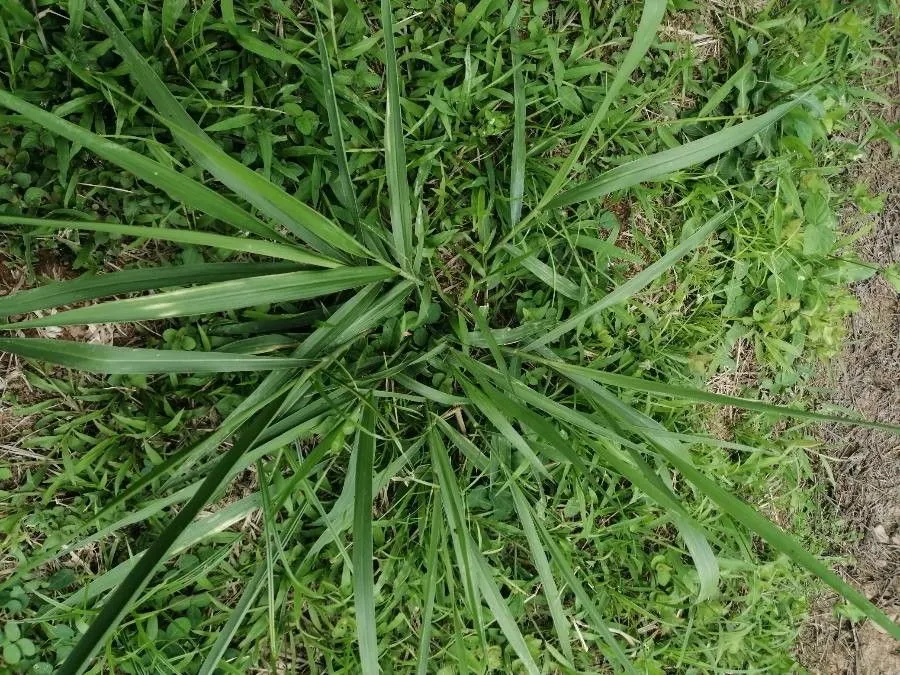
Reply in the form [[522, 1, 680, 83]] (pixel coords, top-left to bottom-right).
[[796, 70, 900, 674]]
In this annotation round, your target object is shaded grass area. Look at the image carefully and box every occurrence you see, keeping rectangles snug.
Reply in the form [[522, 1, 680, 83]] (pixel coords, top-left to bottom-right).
[[0, 0, 897, 672]]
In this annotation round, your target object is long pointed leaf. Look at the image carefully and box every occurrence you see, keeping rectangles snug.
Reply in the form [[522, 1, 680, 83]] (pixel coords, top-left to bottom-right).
[[511, 0, 666, 235], [454, 371, 551, 477], [527, 211, 728, 348], [316, 16, 360, 226], [551, 98, 803, 208], [525, 491, 638, 674], [459, 354, 720, 601], [415, 495, 443, 675], [510, 484, 635, 673], [380, 0, 414, 270], [0, 90, 277, 240], [548, 361, 900, 434], [0, 338, 307, 374], [430, 430, 540, 675], [0, 216, 339, 267], [0, 262, 299, 317], [508, 485, 574, 664], [504, 243, 581, 300], [651, 433, 900, 639], [4, 266, 393, 328], [88, 1, 369, 259], [55, 494, 261, 611], [196, 565, 266, 675], [59, 393, 288, 675], [353, 401, 379, 675], [509, 20, 525, 227]]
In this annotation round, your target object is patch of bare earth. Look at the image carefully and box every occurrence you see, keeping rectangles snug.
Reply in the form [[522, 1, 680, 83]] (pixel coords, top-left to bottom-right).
[[796, 68, 900, 674]]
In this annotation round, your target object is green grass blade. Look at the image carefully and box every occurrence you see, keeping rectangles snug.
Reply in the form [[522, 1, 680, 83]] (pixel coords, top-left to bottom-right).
[[5, 390, 302, 586], [470, 553, 540, 675], [0, 90, 277, 241], [415, 495, 443, 675], [165, 427, 348, 674], [457, 362, 584, 471], [565, 372, 723, 603], [549, 362, 900, 434], [697, 61, 753, 119], [456, 0, 494, 40], [300, 423, 418, 573], [46, 411, 343, 612], [298, 280, 414, 356], [468, 302, 508, 377], [551, 98, 803, 208], [49, 494, 261, 612], [4, 266, 393, 328], [0, 216, 340, 267], [258, 460, 279, 660], [504, 244, 581, 300], [430, 429, 539, 675], [435, 416, 491, 474], [393, 374, 468, 406], [428, 429, 486, 655], [522, 489, 637, 673], [527, 211, 728, 348], [509, 20, 525, 228], [196, 565, 266, 675], [0, 339, 307, 374], [510, 0, 666, 236], [381, 0, 414, 271], [316, 15, 360, 227], [68, 0, 85, 33], [58, 393, 288, 675], [508, 485, 574, 664], [174, 128, 368, 259], [353, 401, 379, 675], [460, 354, 720, 601], [651, 437, 900, 639], [464, 321, 556, 348], [453, 370, 550, 477], [89, 2, 369, 259], [0, 262, 299, 317], [510, 484, 635, 673]]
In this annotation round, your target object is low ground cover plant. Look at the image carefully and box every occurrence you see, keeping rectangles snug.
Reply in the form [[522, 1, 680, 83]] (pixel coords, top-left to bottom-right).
[[0, 0, 897, 672]]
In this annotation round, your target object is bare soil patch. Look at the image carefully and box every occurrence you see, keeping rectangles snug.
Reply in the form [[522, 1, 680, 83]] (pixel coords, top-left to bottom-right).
[[797, 69, 900, 675]]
